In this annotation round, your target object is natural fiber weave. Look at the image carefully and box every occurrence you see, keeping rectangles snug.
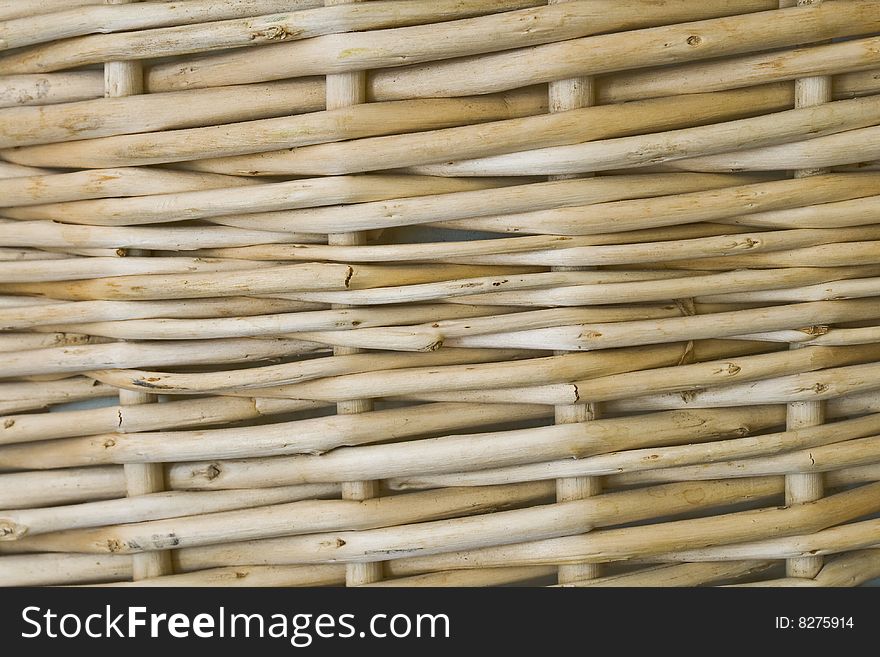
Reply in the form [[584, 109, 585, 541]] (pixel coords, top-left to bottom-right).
[[1, 0, 879, 587]]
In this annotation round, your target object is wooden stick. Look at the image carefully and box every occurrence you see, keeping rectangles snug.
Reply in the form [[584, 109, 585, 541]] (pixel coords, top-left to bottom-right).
[[1, 174, 510, 226], [0, 0, 542, 72], [653, 519, 880, 564], [0, 166, 258, 207], [0, 221, 318, 250], [1, 296, 323, 331], [2, 482, 554, 553], [0, 377, 116, 415], [172, 85, 791, 176], [599, 35, 880, 103], [0, 1, 324, 50], [555, 561, 773, 587], [145, 1, 782, 92], [365, 566, 556, 588], [0, 484, 340, 539], [0, 396, 324, 445], [101, 565, 347, 587], [405, 96, 880, 177], [381, 482, 880, 572], [387, 411, 880, 489], [665, 123, 880, 172], [0, 337, 323, 378], [0, 553, 131, 586], [173, 478, 785, 569], [0, 72, 104, 108], [1, 91, 546, 166], [146, 408, 786, 490]]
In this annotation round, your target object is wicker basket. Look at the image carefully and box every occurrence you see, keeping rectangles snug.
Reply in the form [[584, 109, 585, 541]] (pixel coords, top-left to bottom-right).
[[0, 0, 879, 588]]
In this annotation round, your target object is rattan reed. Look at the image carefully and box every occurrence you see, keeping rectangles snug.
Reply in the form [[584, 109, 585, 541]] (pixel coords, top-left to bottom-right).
[[1, 0, 879, 588]]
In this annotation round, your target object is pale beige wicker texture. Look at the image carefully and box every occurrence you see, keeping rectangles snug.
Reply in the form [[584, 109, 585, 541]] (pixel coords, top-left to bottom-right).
[[0, 0, 879, 587]]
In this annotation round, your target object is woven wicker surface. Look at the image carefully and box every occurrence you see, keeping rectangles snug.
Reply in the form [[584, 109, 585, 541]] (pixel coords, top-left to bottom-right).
[[1, 0, 879, 587]]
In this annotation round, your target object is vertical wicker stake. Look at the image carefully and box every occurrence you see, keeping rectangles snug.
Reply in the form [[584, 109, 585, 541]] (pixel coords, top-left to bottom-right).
[[106, 0, 172, 581], [326, 0, 383, 587], [780, 0, 829, 580], [548, 0, 601, 585]]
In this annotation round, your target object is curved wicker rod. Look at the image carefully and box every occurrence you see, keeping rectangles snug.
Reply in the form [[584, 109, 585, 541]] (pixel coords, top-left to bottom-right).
[[0, 71, 104, 108], [1, 263, 539, 302], [578, 362, 880, 418], [0, 483, 341, 539], [0, 77, 329, 150], [42, 303, 676, 341], [362, 567, 556, 588], [709, 195, 880, 230], [600, 35, 880, 104], [104, 565, 349, 588], [0, 160, 51, 178], [810, 549, 880, 587], [4, 46, 878, 114], [654, 521, 880, 565], [0, 167, 259, 208], [1, 0, 642, 75], [698, 276, 880, 304], [369, 1, 878, 100], [203, 226, 877, 269], [381, 482, 880, 572], [100, 565, 348, 588], [432, 299, 880, 353], [0, 479, 770, 585], [152, 85, 790, 175], [1, 261, 518, 290], [90, 347, 534, 395], [616, 361, 880, 410], [1, 296, 322, 331], [663, 124, 880, 172], [0, 0, 326, 50], [615, 468, 880, 495], [732, 324, 880, 348], [150, 1, 854, 93], [0, 396, 327, 446], [188, 223, 763, 262], [0, 465, 125, 510], [387, 410, 880, 490], [173, 478, 786, 569], [0, 337, 323, 379], [0, 247, 72, 261], [404, 96, 880, 177], [0, 0, 102, 21], [0, 93, 546, 166], [0, 399, 556, 470], [281, 267, 874, 310], [0, 256, 285, 283], [0, 331, 104, 352], [0, 221, 320, 250], [150, 408, 783, 492], [0, 553, 131, 587], [0, 262, 352, 301], [0, 294, 61, 307], [274, 343, 874, 407], [435, 231, 880, 268], [89, 343, 683, 399], [1, 482, 553, 553], [0, 377, 116, 415], [208, 172, 869, 236], [601, 434, 880, 483], [11, 445, 871, 511], [554, 561, 774, 588], [0, 174, 514, 226], [627, 242, 880, 271]]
